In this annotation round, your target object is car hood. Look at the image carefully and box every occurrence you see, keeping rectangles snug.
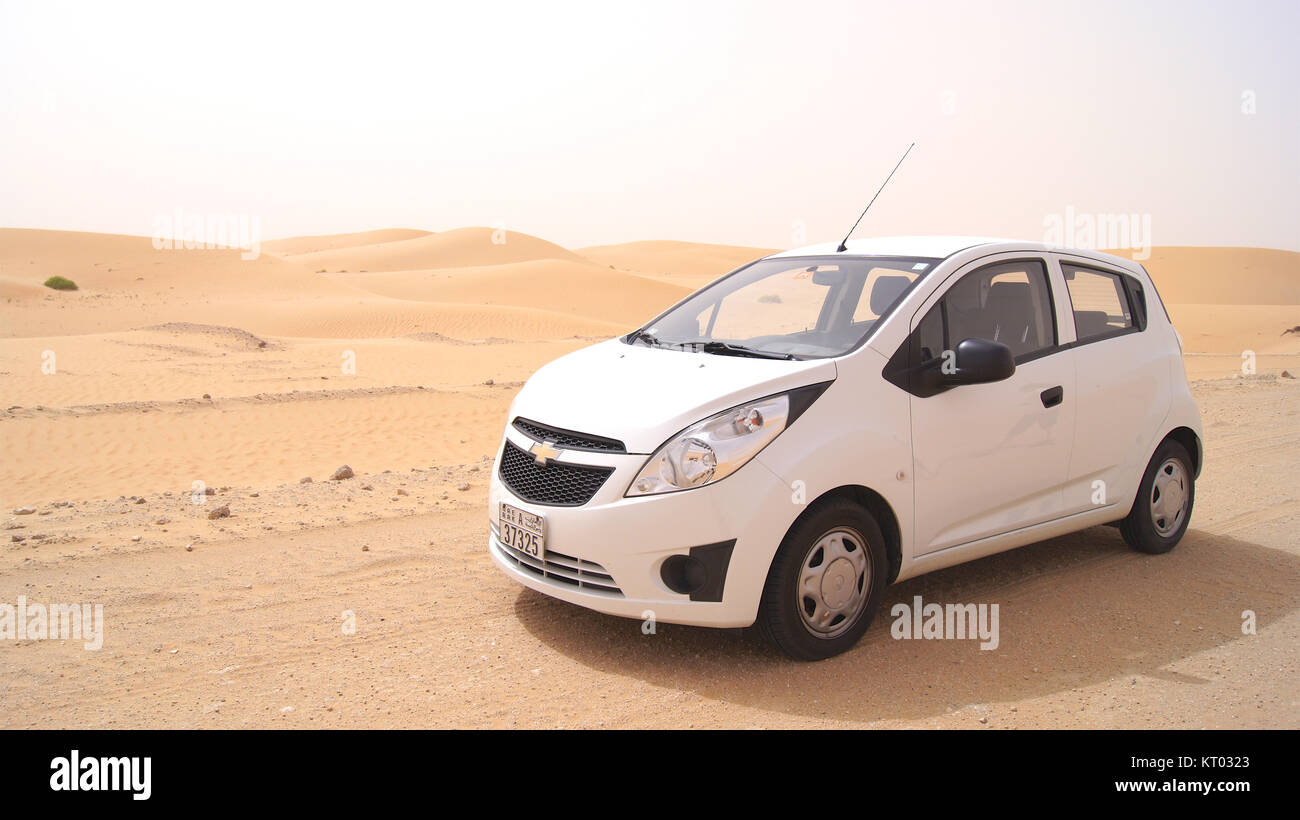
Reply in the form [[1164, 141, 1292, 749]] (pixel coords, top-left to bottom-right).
[[507, 339, 837, 454]]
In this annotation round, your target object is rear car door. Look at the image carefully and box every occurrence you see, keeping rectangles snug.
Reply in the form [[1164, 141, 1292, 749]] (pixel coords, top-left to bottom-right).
[[1053, 255, 1171, 516]]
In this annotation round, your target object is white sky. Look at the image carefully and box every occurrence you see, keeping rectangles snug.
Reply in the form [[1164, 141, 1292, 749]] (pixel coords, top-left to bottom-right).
[[1, 0, 1297, 250]]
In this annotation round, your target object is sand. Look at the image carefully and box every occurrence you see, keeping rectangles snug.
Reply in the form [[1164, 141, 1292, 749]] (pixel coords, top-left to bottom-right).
[[0, 227, 1296, 728], [289, 226, 586, 273]]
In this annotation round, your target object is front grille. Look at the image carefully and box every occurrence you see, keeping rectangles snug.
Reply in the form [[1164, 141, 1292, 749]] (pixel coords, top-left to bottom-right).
[[493, 530, 623, 597], [499, 440, 613, 506], [512, 417, 626, 453]]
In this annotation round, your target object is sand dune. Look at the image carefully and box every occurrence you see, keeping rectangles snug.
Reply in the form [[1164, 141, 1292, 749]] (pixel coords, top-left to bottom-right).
[[261, 229, 433, 257], [0, 275, 50, 300], [234, 297, 629, 341], [1104, 246, 1299, 305], [578, 239, 778, 287], [3, 229, 1295, 358], [0, 228, 354, 297], [290, 226, 584, 273], [0, 229, 373, 338], [321, 259, 692, 326], [1166, 304, 1300, 356]]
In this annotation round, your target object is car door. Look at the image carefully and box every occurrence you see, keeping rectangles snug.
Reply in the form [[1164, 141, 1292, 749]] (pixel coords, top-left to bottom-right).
[[902, 254, 1077, 555], [1054, 255, 1171, 516]]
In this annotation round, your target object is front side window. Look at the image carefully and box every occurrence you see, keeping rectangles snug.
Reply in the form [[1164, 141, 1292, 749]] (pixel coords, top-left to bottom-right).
[[917, 259, 1057, 362], [1061, 264, 1137, 342], [631, 256, 937, 359]]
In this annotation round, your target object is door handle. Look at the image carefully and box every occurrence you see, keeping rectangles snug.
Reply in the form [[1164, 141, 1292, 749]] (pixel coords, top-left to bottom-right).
[[1040, 386, 1064, 408]]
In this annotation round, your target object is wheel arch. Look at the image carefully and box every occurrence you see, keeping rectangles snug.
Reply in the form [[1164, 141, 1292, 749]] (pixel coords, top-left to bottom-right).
[[798, 485, 903, 583], [1162, 426, 1203, 478]]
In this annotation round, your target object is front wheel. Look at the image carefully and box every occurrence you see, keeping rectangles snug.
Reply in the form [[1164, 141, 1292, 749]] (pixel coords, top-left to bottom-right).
[[757, 500, 888, 660], [1120, 439, 1195, 554]]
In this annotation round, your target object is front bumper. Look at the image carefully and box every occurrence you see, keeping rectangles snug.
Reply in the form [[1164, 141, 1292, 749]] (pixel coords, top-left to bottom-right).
[[486, 424, 798, 628]]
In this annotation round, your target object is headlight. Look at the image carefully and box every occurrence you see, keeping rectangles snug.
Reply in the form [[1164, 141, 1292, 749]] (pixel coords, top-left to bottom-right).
[[627, 394, 792, 496]]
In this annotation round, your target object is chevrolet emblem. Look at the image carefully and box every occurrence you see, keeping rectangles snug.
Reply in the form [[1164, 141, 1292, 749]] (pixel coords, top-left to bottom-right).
[[529, 440, 562, 466]]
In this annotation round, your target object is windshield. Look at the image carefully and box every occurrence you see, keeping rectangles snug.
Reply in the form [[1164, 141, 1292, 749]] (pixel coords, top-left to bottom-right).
[[627, 255, 938, 359]]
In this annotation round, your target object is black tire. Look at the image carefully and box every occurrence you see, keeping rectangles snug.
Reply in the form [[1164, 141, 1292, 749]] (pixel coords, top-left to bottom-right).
[[757, 499, 888, 660], [1120, 438, 1195, 554]]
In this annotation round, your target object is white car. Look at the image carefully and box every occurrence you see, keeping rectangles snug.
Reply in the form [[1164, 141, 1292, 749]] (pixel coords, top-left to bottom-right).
[[488, 236, 1203, 659]]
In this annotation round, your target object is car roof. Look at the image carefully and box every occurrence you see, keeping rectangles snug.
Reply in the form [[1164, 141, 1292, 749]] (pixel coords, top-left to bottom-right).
[[766, 235, 1005, 259], [765, 235, 1146, 273]]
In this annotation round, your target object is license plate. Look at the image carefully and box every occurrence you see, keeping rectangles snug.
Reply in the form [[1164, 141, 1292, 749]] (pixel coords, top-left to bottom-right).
[[499, 502, 546, 559]]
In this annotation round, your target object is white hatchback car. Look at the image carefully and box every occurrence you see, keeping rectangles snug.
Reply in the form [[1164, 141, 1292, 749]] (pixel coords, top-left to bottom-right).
[[488, 237, 1203, 659]]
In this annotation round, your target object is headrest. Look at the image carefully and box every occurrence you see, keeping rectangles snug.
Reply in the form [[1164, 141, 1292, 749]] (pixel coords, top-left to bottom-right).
[[869, 275, 913, 315], [986, 281, 1032, 313], [1074, 310, 1112, 339]]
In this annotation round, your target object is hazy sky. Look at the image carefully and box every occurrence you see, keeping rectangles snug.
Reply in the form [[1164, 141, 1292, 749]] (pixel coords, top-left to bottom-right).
[[2, 0, 1297, 251]]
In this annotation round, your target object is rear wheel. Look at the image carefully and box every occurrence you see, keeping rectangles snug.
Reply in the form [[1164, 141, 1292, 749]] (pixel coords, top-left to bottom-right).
[[1120, 439, 1195, 554], [757, 500, 888, 660]]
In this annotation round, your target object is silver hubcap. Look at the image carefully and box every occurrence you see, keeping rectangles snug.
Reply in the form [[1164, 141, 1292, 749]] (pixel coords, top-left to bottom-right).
[[1150, 458, 1189, 537], [797, 527, 872, 639]]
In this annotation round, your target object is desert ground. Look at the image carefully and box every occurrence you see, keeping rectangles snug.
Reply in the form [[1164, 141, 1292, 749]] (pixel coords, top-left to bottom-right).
[[0, 228, 1296, 728]]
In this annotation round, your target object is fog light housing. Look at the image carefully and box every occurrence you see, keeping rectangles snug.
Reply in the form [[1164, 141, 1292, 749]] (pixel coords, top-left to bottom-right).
[[658, 540, 737, 602], [660, 555, 707, 595]]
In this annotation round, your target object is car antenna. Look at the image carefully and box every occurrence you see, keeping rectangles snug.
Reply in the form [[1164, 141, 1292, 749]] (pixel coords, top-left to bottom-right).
[[835, 142, 915, 252]]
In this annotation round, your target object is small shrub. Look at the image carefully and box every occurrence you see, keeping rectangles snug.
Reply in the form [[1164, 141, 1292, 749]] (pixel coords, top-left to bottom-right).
[[43, 276, 78, 291], [758, 293, 782, 304]]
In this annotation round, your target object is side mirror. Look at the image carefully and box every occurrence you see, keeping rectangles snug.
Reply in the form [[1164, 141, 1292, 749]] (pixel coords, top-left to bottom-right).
[[945, 337, 1015, 385], [888, 334, 1017, 397]]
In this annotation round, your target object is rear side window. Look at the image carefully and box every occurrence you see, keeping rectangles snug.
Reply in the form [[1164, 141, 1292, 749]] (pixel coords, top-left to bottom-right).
[[1062, 264, 1138, 342]]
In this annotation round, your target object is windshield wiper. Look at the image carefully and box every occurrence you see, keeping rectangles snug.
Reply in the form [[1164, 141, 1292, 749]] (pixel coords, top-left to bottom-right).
[[697, 341, 797, 361], [640, 335, 798, 360], [628, 329, 662, 347]]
